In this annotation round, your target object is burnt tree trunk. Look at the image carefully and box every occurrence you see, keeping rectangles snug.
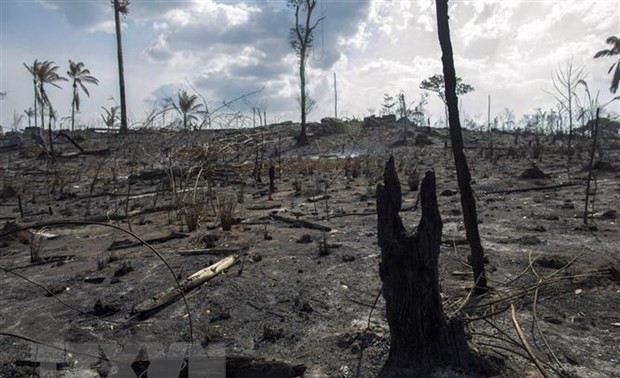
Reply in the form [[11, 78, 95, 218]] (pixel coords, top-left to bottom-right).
[[269, 164, 276, 200], [114, 0, 128, 135], [584, 108, 599, 224], [377, 157, 475, 377], [436, 0, 487, 293]]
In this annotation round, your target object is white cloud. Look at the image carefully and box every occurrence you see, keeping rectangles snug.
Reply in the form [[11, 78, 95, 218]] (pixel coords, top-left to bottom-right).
[[2, 0, 619, 129]]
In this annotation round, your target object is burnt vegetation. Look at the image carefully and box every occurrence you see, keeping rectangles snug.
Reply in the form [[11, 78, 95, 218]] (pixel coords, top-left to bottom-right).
[[0, 1, 619, 378]]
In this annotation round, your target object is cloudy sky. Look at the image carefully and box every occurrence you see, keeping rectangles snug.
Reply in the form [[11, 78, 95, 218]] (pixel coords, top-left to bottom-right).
[[0, 0, 618, 130]]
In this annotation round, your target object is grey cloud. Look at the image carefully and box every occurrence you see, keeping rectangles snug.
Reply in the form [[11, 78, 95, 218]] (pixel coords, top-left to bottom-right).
[[193, 72, 296, 114], [153, 1, 370, 71], [38, 0, 192, 30], [229, 60, 293, 79], [39, 0, 109, 29], [145, 83, 181, 107]]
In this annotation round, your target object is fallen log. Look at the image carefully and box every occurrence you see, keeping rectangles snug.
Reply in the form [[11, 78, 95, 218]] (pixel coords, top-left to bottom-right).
[[177, 247, 245, 256], [484, 182, 579, 195], [8, 255, 76, 271], [86, 203, 178, 223], [131, 255, 236, 320], [307, 194, 331, 203], [246, 203, 282, 211], [55, 148, 111, 159], [55, 132, 84, 153], [108, 231, 188, 251], [268, 214, 331, 232]]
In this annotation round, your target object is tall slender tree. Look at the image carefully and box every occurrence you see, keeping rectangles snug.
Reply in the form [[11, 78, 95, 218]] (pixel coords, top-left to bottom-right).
[[23, 60, 41, 128], [594, 36, 620, 93], [436, 0, 487, 293], [288, 0, 325, 146], [67, 60, 99, 131], [112, 0, 130, 134]]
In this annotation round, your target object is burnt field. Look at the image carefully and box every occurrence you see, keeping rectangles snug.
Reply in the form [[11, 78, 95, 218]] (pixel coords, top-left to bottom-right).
[[0, 119, 619, 378]]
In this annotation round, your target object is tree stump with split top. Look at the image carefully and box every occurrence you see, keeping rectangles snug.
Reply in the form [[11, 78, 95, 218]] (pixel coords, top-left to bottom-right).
[[377, 156, 480, 377]]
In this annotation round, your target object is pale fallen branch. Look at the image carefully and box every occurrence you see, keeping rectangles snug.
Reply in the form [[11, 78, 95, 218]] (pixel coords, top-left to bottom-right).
[[510, 304, 551, 378], [307, 194, 331, 203], [132, 255, 236, 320]]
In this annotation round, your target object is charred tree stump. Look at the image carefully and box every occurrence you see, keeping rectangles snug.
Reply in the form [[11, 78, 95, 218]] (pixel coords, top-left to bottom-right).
[[377, 157, 477, 377]]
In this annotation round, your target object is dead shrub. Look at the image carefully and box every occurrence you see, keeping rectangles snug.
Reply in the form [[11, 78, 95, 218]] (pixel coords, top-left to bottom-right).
[[345, 157, 361, 179], [217, 194, 237, 231], [113, 261, 134, 277], [407, 168, 420, 192], [184, 202, 206, 232]]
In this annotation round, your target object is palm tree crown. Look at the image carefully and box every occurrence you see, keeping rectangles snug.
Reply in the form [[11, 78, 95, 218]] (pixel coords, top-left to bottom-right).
[[594, 36, 620, 93], [174, 90, 204, 129], [67, 60, 99, 130], [31, 60, 67, 131], [36, 60, 67, 108]]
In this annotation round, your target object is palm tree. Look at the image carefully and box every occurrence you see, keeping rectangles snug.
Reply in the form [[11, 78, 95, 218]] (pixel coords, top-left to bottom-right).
[[101, 105, 119, 128], [23, 59, 41, 128], [174, 90, 204, 130], [24, 108, 35, 127], [112, 0, 130, 134], [67, 60, 99, 131], [36, 61, 67, 127], [594, 36, 620, 93], [36, 61, 67, 161]]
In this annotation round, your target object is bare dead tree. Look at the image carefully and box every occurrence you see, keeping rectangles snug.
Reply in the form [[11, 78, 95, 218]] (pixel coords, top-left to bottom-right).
[[288, 0, 325, 146], [436, 0, 487, 293], [550, 60, 585, 178]]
